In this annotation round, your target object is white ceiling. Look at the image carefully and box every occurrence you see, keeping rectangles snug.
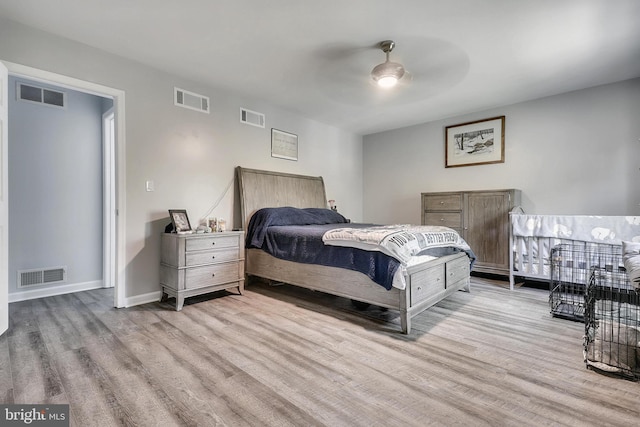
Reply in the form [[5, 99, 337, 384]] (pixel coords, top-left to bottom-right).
[[1, 0, 639, 135]]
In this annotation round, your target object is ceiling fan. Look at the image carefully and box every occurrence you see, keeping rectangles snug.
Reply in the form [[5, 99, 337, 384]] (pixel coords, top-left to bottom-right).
[[370, 40, 406, 89], [313, 37, 468, 106]]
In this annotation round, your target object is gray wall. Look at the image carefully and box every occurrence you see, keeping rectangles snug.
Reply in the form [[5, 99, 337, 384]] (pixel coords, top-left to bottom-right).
[[8, 76, 104, 292], [0, 18, 364, 300], [4, 17, 637, 302], [363, 78, 640, 224]]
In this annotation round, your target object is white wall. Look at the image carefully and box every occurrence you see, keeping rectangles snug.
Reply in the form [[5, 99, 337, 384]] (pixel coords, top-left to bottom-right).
[[8, 77, 104, 293], [363, 78, 640, 224], [0, 18, 363, 299]]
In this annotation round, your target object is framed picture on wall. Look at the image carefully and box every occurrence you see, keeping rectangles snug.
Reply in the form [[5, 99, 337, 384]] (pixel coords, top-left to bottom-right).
[[271, 128, 298, 161], [168, 209, 192, 233], [445, 116, 505, 167]]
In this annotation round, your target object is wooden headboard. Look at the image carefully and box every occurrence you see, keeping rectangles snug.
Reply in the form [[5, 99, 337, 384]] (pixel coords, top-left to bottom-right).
[[236, 167, 328, 230]]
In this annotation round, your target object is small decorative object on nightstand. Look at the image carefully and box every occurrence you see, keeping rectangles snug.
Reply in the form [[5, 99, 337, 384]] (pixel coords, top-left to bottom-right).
[[159, 230, 245, 310]]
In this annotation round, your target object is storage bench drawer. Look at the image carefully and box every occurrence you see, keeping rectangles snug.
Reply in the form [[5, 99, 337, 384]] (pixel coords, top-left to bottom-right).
[[446, 255, 470, 285], [410, 264, 445, 305]]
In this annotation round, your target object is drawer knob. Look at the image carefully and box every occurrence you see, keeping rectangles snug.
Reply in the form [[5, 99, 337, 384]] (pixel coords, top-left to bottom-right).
[[417, 286, 422, 291], [440, 201, 444, 204], [211, 273, 215, 277], [212, 242, 216, 245], [212, 255, 215, 259], [440, 218, 445, 221]]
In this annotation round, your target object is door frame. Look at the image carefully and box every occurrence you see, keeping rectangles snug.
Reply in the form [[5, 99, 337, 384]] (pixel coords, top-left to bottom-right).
[[0, 61, 7, 335], [3, 61, 127, 308], [103, 108, 116, 290]]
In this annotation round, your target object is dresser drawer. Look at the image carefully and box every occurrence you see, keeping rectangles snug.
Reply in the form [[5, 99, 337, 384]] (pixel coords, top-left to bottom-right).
[[185, 247, 240, 266], [423, 194, 462, 211], [185, 234, 240, 252], [185, 262, 241, 289], [446, 255, 470, 285], [424, 212, 462, 229], [410, 263, 445, 305]]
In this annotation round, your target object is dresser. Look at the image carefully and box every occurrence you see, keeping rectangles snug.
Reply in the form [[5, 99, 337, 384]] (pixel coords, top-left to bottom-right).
[[421, 189, 521, 276], [160, 231, 245, 310]]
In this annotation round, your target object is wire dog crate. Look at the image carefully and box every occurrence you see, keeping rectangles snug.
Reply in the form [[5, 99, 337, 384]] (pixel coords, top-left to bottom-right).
[[584, 265, 639, 379], [549, 242, 623, 321]]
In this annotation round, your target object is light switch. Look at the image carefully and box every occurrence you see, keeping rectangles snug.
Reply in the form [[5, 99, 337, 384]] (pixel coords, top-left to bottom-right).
[[145, 180, 154, 192]]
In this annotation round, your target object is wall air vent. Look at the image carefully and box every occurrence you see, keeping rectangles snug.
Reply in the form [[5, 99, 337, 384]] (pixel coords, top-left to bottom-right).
[[17, 83, 66, 108], [17, 266, 67, 288], [240, 108, 265, 128], [174, 87, 210, 113]]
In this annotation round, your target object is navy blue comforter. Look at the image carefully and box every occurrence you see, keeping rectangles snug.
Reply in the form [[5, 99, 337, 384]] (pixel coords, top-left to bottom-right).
[[246, 207, 400, 289], [245, 207, 473, 290]]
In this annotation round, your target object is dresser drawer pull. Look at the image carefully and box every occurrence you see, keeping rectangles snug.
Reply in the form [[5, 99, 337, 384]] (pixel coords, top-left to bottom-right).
[[211, 273, 216, 277], [212, 242, 216, 246], [440, 218, 445, 221], [417, 286, 422, 291], [440, 201, 444, 204], [212, 255, 215, 259]]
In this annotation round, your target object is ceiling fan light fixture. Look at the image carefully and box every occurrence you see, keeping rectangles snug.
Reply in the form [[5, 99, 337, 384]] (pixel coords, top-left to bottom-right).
[[376, 75, 399, 88], [371, 40, 405, 88], [371, 62, 405, 88]]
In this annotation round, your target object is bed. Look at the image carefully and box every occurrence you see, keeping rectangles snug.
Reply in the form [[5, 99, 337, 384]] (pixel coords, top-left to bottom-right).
[[236, 167, 474, 334]]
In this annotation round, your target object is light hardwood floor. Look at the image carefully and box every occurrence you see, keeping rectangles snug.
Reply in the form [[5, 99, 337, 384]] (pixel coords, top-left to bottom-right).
[[1, 277, 639, 426]]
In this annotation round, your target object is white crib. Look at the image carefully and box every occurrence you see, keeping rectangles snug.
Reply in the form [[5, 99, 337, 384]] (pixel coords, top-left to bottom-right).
[[509, 211, 640, 291]]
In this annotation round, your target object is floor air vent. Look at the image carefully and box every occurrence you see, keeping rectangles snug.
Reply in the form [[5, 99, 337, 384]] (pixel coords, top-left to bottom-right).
[[240, 108, 265, 128], [174, 87, 210, 113], [18, 267, 66, 288]]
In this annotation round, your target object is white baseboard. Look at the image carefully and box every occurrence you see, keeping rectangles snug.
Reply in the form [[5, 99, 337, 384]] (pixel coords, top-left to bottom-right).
[[9, 280, 104, 303], [9, 281, 162, 308], [124, 291, 162, 308]]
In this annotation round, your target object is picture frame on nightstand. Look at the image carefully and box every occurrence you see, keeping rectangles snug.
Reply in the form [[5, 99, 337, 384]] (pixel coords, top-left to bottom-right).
[[168, 209, 192, 233]]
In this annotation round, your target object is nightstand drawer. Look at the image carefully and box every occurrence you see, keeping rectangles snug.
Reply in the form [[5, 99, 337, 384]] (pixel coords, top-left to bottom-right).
[[185, 234, 240, 252], [185, 247, 240, 266], [424, 212, 462, 229], [185, 262, 240, 289], [423, 194, 462, 211]]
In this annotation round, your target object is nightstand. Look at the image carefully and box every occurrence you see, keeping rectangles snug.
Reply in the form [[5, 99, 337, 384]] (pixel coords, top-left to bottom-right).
[[159, 231, 245, 310]]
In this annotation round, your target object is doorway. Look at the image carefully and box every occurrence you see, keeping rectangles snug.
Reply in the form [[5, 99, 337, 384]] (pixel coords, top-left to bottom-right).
[[3, 61, 126, 309]]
